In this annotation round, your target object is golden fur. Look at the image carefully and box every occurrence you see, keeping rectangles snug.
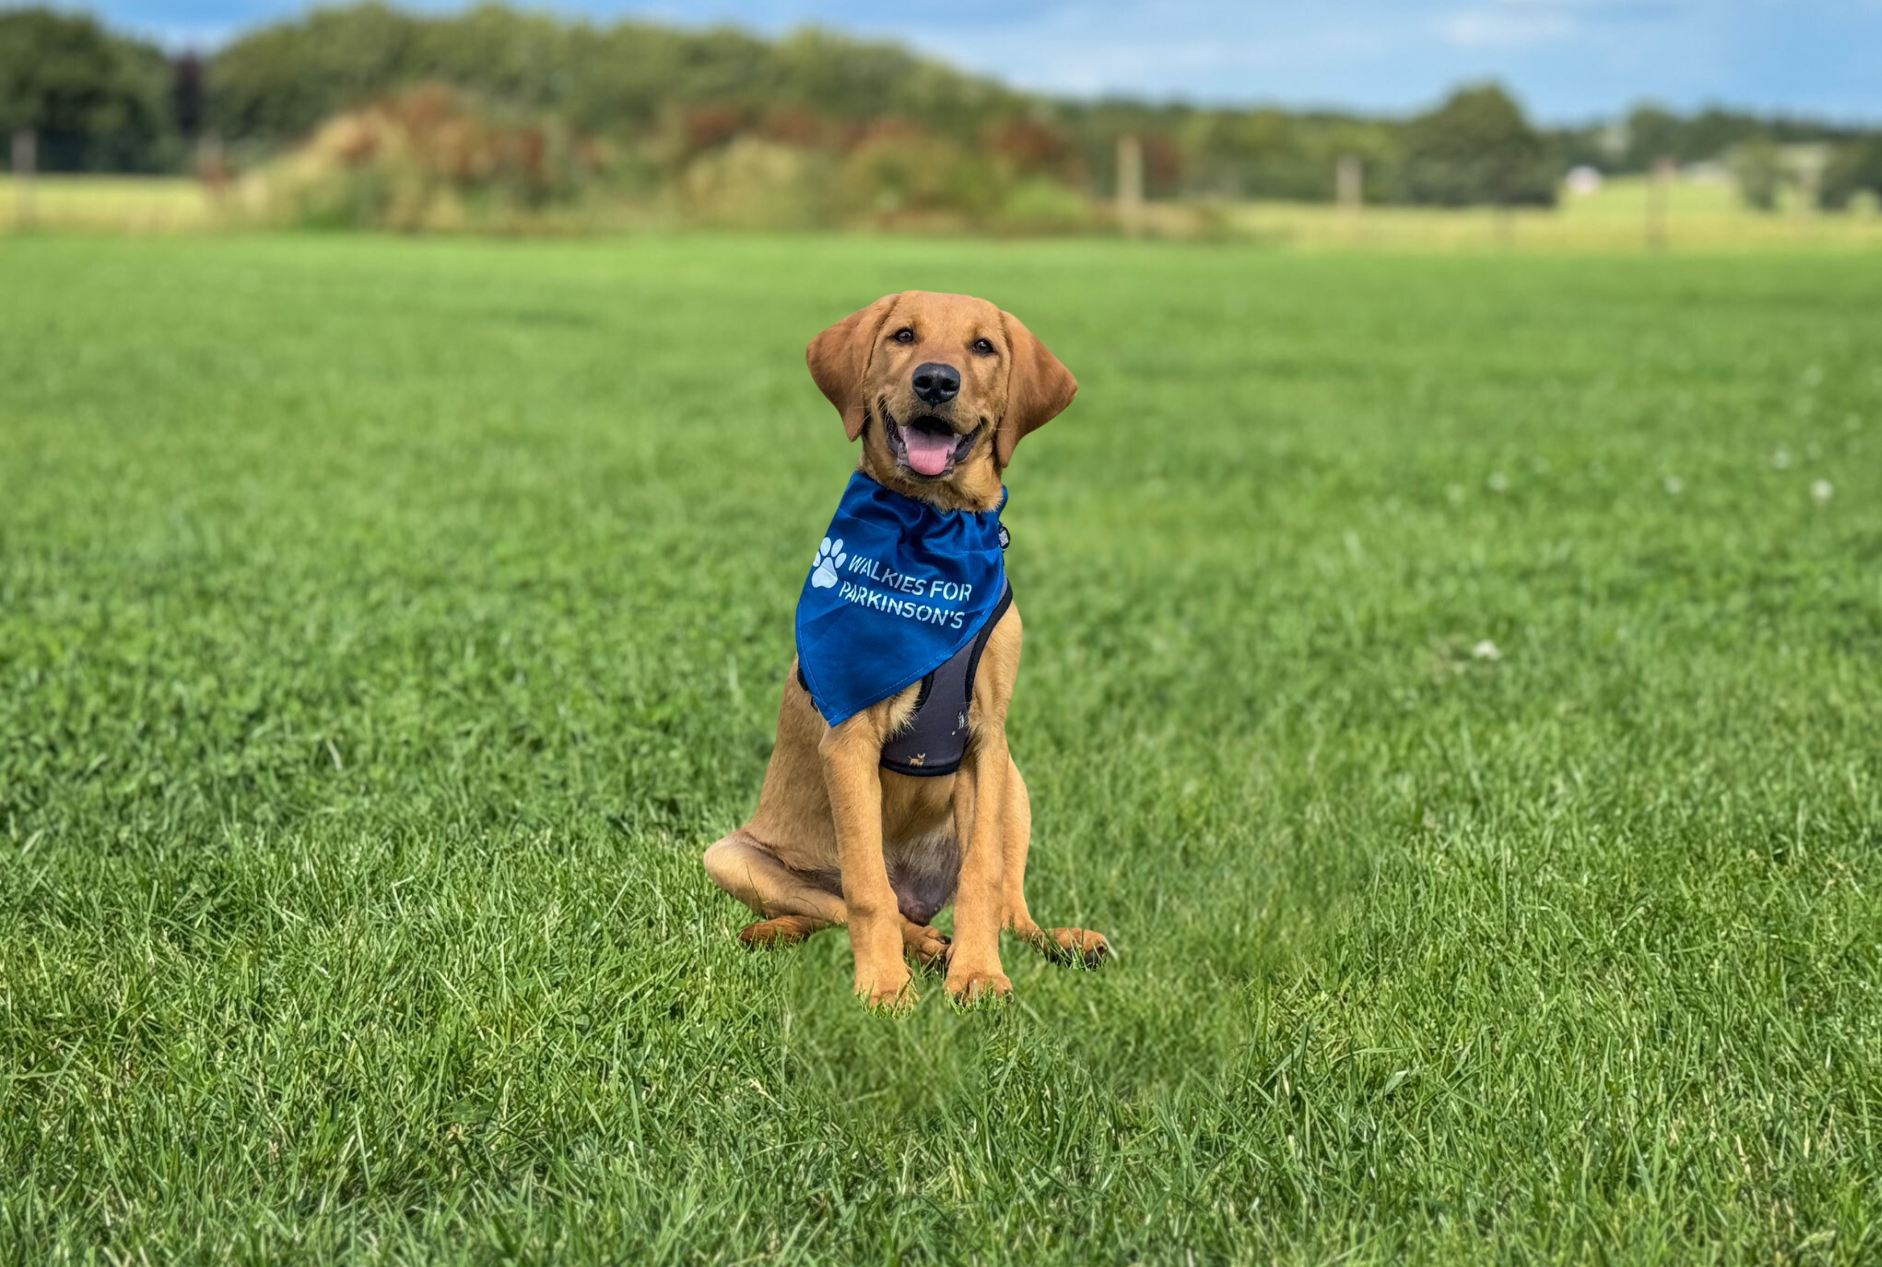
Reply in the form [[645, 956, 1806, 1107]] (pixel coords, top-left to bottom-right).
[[703, 291, 1109, 1008]]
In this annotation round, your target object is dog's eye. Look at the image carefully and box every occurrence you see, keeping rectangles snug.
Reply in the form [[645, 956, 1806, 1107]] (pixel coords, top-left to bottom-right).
[[892, 328, 915, 345], [972, 338, 996, 356]]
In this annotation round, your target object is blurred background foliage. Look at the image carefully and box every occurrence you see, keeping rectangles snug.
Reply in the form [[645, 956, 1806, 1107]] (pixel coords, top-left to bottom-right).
[[0, 6, 179, 172], [3, 2, 1882, 231]]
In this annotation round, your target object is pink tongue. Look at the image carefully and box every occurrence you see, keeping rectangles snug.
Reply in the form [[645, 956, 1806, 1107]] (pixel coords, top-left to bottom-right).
[[904, 428, 954, 476]]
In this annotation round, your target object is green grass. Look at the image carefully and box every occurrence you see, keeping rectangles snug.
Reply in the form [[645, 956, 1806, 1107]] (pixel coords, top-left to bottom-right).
[[2, 234, 1880, 1264]]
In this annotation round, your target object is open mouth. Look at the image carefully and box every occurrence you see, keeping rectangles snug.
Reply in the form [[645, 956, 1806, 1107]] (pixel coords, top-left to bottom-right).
[[881, 404, 979, 478]]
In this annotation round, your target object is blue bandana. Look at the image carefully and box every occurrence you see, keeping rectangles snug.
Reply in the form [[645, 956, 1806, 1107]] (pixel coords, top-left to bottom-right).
[[795, 471, 1009, 727]]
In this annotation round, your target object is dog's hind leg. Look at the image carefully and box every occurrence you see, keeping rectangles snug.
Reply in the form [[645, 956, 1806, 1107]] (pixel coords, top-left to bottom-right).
[[742, 913, 946, 966], [704, 829, 845, 940], [704, 830, 949, 965], [738, 913, 831, 947]]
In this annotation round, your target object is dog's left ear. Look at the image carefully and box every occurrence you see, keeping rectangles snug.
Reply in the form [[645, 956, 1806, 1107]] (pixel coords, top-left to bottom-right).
[[807, 293, 900, 442], [997, 310, 1078, 466]]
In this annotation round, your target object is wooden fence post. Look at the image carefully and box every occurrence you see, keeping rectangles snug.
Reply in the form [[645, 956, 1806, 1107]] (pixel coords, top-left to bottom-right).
[[1646, 156, 1675, 250], [1116, 134, 1143, 238], [11, 129, 36, 229], [1336, 155, 1362, 217], [1791, 146, 1827, 237]]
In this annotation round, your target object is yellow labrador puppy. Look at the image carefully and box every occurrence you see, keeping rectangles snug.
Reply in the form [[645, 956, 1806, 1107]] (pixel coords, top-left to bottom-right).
[[705, 291, 1110, 1008]]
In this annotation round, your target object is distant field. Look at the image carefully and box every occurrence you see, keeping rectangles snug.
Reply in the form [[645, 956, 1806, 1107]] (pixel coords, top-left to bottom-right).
[[7, 172, 1882, 249], [1229, 175, 1882, 250], [0, 176, 218, 232], [3, 234, 1880, 1264]]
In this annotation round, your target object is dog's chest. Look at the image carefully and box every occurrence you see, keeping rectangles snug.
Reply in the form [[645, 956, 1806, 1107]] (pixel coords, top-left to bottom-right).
[[877, 773, 961, 924], [883, 824, 962, 926]]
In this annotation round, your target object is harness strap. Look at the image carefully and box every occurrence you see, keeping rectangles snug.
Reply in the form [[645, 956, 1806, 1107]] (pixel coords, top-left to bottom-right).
[[794, 581, 1014, 776]]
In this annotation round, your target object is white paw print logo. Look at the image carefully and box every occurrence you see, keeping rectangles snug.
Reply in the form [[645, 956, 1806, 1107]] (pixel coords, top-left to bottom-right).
[[810, 537, 845, 589]]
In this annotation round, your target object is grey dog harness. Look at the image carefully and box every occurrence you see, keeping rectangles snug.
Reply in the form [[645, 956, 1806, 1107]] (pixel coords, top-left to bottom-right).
[[797, 581, 1013, 777]]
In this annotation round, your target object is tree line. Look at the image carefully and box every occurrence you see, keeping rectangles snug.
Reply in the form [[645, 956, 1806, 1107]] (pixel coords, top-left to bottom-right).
[[4, 2, 1881, 211]]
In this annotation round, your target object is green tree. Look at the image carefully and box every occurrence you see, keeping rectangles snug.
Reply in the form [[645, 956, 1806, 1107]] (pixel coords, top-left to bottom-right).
[[1400, 84, 1556, 207], [206, 4, 1024, 154], [206, 3, 425, 144], [1732, 136, 1786, 212], [1686, 107, 1764, 161], [0, 8, 177, 171], [1819, 136, 1882, 211], [1622, 102, 1683, 171]]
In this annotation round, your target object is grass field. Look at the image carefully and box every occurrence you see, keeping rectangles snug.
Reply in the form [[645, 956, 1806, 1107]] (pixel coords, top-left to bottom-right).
[[3, 234, 1881, 1264]]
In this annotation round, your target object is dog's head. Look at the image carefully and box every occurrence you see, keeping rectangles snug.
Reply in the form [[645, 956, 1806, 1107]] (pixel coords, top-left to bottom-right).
[[807, 291, 1077, 507]]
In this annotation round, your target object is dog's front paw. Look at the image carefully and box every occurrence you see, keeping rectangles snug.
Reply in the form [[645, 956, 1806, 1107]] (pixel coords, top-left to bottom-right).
[[944, 967, 1013, 1006], [855, 963, 916, 1013]]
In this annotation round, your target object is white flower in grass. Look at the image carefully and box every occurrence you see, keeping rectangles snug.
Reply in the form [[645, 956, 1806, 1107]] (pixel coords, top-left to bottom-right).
[[1486, 471, 1509, 493], [1471, 640, 1501, 662], [1771, 445, 1793, 470], [1810, 479, 1834, 504], [1663, 475, 1685, 495]]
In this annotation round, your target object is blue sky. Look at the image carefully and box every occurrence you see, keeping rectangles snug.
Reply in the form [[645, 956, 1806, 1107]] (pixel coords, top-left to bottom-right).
[[98, 0, 1882, 123]]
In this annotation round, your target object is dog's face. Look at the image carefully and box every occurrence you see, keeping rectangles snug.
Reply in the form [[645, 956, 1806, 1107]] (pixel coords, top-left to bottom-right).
[[807, 291, 1077, 508]]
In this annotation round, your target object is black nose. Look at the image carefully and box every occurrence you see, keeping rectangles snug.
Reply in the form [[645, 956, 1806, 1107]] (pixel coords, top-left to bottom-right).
[[911, 362, 961, 406]]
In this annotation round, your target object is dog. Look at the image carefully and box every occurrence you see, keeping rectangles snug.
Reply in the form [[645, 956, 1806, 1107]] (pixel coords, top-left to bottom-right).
[[703, 291, 1111, 1008]]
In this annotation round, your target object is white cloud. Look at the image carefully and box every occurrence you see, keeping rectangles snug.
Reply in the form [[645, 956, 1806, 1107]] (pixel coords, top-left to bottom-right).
[[1441, 7, 1578, 47]]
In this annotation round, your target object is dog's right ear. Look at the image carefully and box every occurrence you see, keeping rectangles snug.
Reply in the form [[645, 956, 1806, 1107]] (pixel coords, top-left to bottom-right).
[[807, 293, 900, 442]]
